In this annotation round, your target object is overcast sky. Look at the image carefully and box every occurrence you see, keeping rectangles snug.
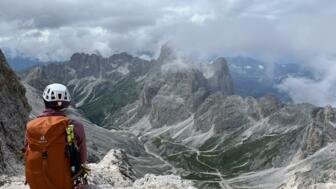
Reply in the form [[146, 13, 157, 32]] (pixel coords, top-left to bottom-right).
[[1, 0, 336, 106], [0, 0, 335, 61]]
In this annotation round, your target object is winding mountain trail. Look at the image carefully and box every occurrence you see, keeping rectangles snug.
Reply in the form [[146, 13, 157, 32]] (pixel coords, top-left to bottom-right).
[[139, 135, 178, 175], [142, 134, 232, 189], [193, 145, 232, 189]]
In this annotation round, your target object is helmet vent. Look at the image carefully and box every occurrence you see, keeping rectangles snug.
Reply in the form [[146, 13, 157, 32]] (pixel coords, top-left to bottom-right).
[[42, 83, 71, 105]]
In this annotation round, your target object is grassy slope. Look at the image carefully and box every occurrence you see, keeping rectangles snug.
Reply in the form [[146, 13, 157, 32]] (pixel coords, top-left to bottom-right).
[[80, 78, 138, 126]]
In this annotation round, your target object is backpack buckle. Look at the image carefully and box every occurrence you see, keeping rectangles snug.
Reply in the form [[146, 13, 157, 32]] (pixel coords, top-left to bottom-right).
[[66, 125, 75, 144], [41, 151, 48, 159]]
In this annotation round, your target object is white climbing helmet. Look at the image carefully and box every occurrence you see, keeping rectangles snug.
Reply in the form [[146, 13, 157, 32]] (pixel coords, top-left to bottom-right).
[[42, 83, 71, 103]]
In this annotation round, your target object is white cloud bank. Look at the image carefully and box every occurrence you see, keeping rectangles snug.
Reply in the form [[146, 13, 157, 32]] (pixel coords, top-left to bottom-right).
[[0, 0, 336, 62], [1, 0, 336, 106], [278, 56, 336, 106]]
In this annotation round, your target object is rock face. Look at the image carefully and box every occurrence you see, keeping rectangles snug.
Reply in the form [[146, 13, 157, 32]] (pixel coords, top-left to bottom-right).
[[87, 149, 196, 189], [87, 149, 136, 188], [0, 49, 30, 175], [136, 46, 234, 129], [125, 92, 336, 188], [143, 69, 209, 128], [23, 52, 152, 128], [205, 57, 234, 95]]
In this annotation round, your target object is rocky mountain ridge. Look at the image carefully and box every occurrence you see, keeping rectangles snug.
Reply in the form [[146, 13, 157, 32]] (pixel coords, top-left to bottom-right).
[[19, 46, 336, 188], [23, 46, 234, 129]]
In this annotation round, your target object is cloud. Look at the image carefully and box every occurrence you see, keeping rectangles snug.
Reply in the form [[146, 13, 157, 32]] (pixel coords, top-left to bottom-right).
[[1, 0, 336, 105], [278, 56, 336, 106], [0, 0, 336, 62]]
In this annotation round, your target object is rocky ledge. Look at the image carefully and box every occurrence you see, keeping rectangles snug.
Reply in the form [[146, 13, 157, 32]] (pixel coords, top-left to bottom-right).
[[0, 149, 196, 189]]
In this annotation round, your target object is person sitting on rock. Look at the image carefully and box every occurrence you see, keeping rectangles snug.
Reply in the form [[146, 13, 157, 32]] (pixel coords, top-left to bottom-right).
[[23, 83, 89, 189]]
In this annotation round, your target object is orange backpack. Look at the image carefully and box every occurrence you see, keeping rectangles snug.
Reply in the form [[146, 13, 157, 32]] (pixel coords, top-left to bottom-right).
[[25, 115, 73, 189]]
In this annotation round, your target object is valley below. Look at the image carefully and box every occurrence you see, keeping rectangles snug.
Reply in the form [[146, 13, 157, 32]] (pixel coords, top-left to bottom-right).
[[1, 46, 336, 189]]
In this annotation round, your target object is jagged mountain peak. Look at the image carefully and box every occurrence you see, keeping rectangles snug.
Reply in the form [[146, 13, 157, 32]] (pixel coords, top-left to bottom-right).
[[204, 57, 234, 96], [70, 52, 135, 64], [157, 43, 177, 64], [70, 52, 100, 62], [109, 52, 134, 61], [212, 57, 230, 74]]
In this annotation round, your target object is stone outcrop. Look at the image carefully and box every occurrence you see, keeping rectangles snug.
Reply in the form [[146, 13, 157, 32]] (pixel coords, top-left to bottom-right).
[[0, 49, 30, 175]]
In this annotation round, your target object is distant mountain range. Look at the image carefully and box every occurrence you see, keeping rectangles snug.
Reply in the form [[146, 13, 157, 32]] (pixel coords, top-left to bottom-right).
[[16, 46, 336, 188], [8, 53, 314, 102]]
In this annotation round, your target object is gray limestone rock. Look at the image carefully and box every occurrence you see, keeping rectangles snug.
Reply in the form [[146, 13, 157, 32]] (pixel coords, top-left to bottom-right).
[[0, 49, 30, 175]]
